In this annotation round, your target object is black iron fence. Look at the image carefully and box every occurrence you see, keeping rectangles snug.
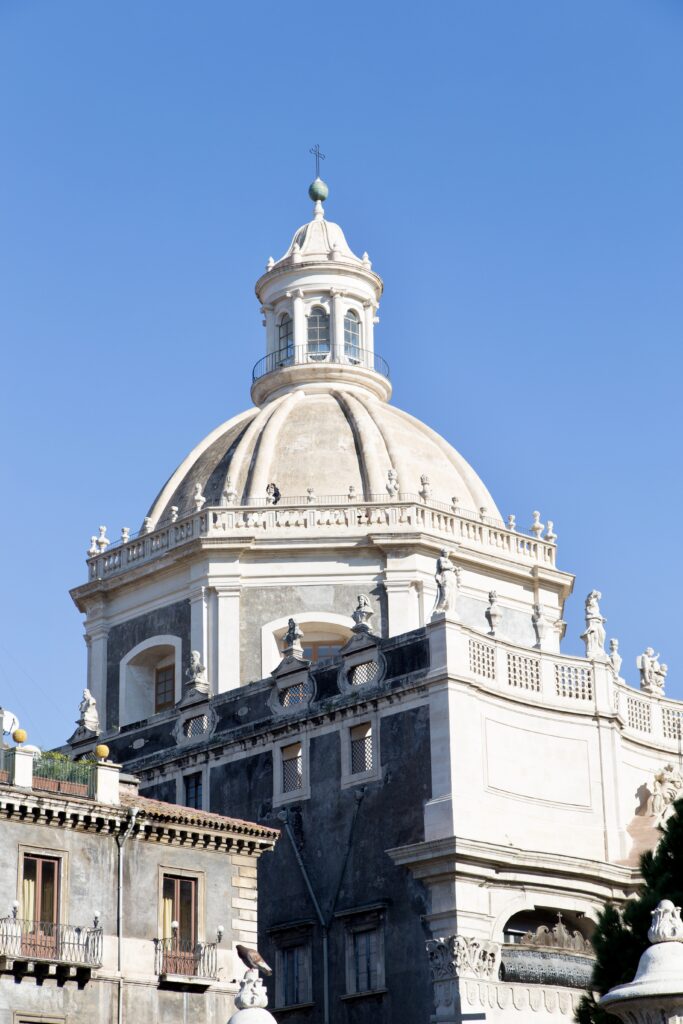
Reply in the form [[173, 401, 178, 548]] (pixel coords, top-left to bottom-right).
[[252, 344, 390, 383]]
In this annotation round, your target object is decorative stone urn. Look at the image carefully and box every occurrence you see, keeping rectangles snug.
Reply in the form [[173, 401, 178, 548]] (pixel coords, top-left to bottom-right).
[[600, 900, 683, 1021]]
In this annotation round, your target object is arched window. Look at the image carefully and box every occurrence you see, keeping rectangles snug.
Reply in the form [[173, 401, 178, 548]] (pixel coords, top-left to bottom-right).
[[307, 306, 330, 360], [119, 636, 182, 727], [278, 314, 293, 363], [344, 309, 362, 363]]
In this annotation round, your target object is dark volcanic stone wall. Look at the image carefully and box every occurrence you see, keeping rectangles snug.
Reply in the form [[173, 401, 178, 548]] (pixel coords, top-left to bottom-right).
[[105, 599, 191, 729], [210, 704, 433, 1024]]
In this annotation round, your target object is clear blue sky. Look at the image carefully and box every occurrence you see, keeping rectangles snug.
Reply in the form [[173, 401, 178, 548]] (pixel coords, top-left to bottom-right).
[[1, 1, 681, 747]]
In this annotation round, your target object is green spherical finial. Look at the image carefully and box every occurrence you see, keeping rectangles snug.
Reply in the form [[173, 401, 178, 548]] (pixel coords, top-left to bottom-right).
[[308, 178, 329, 202]]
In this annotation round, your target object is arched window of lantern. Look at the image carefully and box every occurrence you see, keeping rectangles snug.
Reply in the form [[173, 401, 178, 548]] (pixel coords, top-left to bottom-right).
[[307, 306, 330, 360], [119, 635, 182, 727], [278, 313, 294, 362], [344, 309, 362, 363]]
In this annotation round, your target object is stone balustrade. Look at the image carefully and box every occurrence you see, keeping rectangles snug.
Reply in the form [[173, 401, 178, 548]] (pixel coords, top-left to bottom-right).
[[86, 499, 556, 582], [456, 625, 680, 750]]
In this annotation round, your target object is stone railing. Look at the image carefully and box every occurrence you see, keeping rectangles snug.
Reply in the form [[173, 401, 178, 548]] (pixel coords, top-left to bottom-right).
[[460, 626, 680, 749], [86, 499, 556, 582]]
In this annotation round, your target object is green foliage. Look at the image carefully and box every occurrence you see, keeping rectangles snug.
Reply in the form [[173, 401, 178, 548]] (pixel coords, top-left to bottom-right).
[[576, 797, 683, 1022], [38, 749, 73, 763]]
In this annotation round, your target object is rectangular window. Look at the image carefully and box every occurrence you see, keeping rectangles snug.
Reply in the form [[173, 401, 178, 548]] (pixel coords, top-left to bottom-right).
[[155, 665, 175, 712], [350, 723, 373, 774], [184, 772, 202, 810], [352, 928, 379, 992], [281, 742, 303, 793], [161, 874, 197, 976], [274, 942, 312, 1007], [21, 854, 60, 958]]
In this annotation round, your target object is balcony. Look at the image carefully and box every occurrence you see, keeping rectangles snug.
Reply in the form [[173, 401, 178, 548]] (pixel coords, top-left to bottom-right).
[[0, 916, 103, 975], [252, 343, 390, 384], [154, 936, 218, 985]]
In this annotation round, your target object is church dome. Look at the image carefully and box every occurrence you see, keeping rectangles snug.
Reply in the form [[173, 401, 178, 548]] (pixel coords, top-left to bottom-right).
[[145, 180, 500, 526], [146, 388, 500, 526]]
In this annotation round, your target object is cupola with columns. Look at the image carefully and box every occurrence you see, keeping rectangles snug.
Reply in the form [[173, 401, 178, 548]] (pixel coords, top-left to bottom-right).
[[252, 171, 388, 407]]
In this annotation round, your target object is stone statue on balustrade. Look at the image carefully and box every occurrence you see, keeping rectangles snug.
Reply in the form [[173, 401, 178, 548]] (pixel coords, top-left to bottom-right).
[[608, 638, 623, 678], [386, 468, 399, 498], [265, 482, 281, 506], [580, 590, 608, 661], [638, 646, 668, 696], [352, 594, 374, 633], [485, 591, 502, 637], [532, 604, 546, 649], [79, 689, 100, 734], [179, 651, 210, 707], [432, 549, 460, 619], [652, 763, 683, 828]]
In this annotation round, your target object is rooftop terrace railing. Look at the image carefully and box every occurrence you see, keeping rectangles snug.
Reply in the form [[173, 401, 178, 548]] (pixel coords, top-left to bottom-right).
[[86, 499, 557, 583], [251, 343, 390, 383]]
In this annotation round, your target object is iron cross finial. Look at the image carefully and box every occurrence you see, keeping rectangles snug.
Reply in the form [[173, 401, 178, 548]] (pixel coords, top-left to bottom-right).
[[310, 144, 326, 178]]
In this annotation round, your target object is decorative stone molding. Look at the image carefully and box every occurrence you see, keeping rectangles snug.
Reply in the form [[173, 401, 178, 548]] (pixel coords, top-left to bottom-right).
[[426, 935, 500, 981], [519, 914, 593, 954]]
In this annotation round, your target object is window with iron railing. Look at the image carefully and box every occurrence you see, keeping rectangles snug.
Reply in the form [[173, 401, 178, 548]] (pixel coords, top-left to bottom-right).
[[281, 743, 303, 793]]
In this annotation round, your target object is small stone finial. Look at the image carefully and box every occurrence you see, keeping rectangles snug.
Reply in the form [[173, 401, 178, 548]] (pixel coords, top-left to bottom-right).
[[266, 256, 275, 271], [87, 536, 99, 557], [96, 526, 110, 552], [485, 591, 502, 637], [306, 487, 316, 505], [451, 496, 460, 513], [234, 969, 270, 1011], [479, 507, 488, 522], [545, 520, 557, 544], [170, 506, 179, 523], [530, 511, 543, 538], [419, 475, 432, 502], [193, 483, 206, 512], [143, 517, 154, 534], [348, 484, 357, 501], [352, 594, 374, 632], [507, 514, 516, 532], [121, 527, 130, 544], [386, 468, 399, 498], [648, 900, 683, 944]]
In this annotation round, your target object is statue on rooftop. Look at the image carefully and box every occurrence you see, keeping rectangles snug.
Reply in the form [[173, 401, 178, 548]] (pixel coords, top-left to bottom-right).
[[638, 646, 667, 696], [352, 594, 374, 631], [386, 468, 399, 498], [609, 638, 622, 678], [532, 604, 546, 648], [580, 590, 607, 660], [283, 619, 304, 655], [186, 651, 209, 695], [78, 688, 100, 734], [432, 549, 460, 617], [652, 763, 683, 828], [419, 475, 432, 502], [193, 484, 206, 511], [485, 591, 502, 636]]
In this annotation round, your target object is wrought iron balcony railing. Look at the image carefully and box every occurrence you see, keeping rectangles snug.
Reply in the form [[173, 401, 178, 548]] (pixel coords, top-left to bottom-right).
[[154, 937, 218, 980], [252, 344, 390, 383], [0, 917, 103, 967]]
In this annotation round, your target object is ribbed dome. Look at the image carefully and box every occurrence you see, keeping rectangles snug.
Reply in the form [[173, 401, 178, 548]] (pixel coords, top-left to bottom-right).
[[146, 388, 500, 526]]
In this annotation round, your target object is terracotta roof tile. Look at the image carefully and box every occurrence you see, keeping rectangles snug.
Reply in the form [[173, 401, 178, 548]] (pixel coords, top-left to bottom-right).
[[119, 789, 279, 841]]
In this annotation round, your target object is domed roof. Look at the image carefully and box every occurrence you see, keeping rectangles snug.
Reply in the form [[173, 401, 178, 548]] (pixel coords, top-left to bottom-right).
[[273, 199, 369, 269], [146, 388, 500, 526]]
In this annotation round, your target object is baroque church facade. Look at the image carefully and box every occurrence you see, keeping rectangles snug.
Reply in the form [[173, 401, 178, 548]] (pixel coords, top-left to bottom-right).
[[68, 176, 681, 1023]]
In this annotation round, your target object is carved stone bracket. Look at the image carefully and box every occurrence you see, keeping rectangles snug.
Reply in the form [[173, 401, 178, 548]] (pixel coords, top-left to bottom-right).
[[426, 935, 500, 982]]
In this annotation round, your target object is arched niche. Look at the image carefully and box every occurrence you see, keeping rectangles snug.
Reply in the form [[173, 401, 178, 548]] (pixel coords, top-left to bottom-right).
[[260, 613, 353, 677], [119, 635, 182, 727]]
